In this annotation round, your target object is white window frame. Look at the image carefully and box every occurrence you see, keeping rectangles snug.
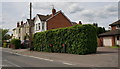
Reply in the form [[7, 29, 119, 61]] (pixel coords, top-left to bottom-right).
[[42, 22, 44, 31]]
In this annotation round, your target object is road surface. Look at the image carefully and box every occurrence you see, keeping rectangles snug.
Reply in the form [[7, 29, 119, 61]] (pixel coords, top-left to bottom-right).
[[2, 51, 75, 67], [1, 47, 119, 69]]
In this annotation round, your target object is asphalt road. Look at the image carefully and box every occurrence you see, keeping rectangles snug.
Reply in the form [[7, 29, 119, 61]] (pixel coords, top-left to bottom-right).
[[1, 47, 119, 69], [2, 51, 75, 67]]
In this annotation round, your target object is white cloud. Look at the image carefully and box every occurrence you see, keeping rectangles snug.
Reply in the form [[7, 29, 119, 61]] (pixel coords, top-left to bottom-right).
[[2, 2, 118, 31], [2, 0, 119, 2], [67, 3, 84, 13]]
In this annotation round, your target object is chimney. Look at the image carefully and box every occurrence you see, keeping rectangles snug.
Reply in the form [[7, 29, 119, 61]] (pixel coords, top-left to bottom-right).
[[17, 22, 20, 27], [78, 21, 82, 24], [52, 7, 56, 15], [21, 21, 23, 25], [30, 2, 32, 19]]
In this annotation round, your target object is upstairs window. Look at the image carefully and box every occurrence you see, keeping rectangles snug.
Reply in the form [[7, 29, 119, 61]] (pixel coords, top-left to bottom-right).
[[19, 29, 20, 33], [42, 23, 44, 31], [117, 36, 119, 40], [38, 23, 40, 30], [36, 24, 37, 31]]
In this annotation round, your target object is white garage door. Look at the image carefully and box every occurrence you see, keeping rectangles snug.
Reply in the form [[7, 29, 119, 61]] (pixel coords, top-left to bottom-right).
[[103, 37, 112, 46]]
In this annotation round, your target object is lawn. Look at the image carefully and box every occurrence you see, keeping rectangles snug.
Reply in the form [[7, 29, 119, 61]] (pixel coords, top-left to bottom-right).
[[110, 46, 120, 48]]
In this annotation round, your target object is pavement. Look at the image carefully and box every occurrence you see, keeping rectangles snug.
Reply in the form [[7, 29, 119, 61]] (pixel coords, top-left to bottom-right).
[[1, 47, 119, 68]]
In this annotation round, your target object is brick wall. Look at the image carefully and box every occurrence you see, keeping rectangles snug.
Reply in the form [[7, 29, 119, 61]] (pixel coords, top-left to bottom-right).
[[112, 36, 115, 46], [98, 37, 103, 47], [111, 26, 116, 30], [47, 12, 73, 30]]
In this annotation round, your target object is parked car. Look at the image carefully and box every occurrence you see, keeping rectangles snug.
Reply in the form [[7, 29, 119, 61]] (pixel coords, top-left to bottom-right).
[[21, 40, 30, 49]]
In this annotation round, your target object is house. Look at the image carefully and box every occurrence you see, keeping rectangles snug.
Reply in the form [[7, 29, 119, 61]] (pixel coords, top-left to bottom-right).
[[34, 8, 73, 33], [12, 8, 82, 41], [12, 19, 34, 41], [98, 20, 120, 47]]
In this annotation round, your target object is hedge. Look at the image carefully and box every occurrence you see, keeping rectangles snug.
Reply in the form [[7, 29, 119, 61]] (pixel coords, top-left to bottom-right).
[[10, 39, 21, 49], [33, 24, 97, 55]]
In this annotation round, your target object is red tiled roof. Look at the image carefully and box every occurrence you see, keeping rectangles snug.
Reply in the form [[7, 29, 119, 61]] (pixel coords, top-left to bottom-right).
[[37, 11, 61, 21]]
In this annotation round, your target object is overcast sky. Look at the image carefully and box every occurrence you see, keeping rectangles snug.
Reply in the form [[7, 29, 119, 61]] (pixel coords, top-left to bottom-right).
[[1, 2, 119, 32]]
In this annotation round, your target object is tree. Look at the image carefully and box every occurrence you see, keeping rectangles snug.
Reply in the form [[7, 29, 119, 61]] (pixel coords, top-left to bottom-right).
[[96, 27, 106, 36], [0, 29, 11, 41], [92, 23, 106, 36], [93, 23, 98, 27], [0, 29, 9, 40]]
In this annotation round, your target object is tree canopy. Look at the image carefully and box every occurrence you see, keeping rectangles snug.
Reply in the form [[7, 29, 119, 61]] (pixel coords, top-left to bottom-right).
[[0, 29, 11, 41], [93, 23, 106, 36]]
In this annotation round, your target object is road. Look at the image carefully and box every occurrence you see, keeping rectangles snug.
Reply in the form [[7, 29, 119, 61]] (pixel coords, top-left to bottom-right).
[[1, 47, 119, 69], [2, 51, 75, 67]]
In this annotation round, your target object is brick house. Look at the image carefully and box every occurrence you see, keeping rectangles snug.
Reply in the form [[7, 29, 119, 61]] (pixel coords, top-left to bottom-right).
[[34, 8, 73, 33], [98, 20, 120, 47]]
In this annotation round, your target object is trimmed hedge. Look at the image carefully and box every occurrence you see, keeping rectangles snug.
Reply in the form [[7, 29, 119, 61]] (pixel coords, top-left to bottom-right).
[[33, 24, 97, 55], [11, 39, 21, 49]]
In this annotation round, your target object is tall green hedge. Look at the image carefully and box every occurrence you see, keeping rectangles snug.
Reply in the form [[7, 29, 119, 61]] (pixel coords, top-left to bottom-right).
[[33, 24, 97, 55]]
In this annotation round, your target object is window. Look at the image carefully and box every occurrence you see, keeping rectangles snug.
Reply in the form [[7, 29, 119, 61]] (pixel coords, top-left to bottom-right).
[[117, 36, 119, 40], [38, 23, 40, 30], [116, 25, 120, 29], [36, 24, 37, 31], [42, 23, 44, 31], [19, 29, 20, 33]]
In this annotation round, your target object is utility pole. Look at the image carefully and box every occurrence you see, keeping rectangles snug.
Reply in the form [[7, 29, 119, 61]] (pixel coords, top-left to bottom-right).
[[29, 2, 33, 50], [30, 2, 32, 19]]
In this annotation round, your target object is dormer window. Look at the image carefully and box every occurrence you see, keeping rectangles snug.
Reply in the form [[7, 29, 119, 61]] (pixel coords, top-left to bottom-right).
[[116, 25, 120, 29]]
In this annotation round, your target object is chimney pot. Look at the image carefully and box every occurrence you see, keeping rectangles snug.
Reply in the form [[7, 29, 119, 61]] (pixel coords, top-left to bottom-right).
[[17, 22, 19, 27], [52, 8, 56, 15], [21, 21, 23, 25], [78, 21, 82, 24]]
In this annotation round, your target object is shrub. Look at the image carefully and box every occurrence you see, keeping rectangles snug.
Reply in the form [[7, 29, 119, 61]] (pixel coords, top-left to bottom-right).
[[3, 42, 8, 48], [11, 39, 21, 49], [33, 24, 97, 55]]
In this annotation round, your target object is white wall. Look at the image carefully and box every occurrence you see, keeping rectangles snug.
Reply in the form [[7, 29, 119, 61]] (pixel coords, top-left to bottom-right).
[[34, 15, 47, 33], [12, 27, 21, 40], [12, 23, 30, 41]]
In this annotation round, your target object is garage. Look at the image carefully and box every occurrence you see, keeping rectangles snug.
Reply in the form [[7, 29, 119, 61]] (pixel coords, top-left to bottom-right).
[[103, 37, 112, 46]]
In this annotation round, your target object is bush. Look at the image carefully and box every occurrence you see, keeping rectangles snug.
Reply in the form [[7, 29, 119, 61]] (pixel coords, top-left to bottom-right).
[[33, 24, 97, 55], [11, 39, 21, 49], [3, 42, 8, 48]]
